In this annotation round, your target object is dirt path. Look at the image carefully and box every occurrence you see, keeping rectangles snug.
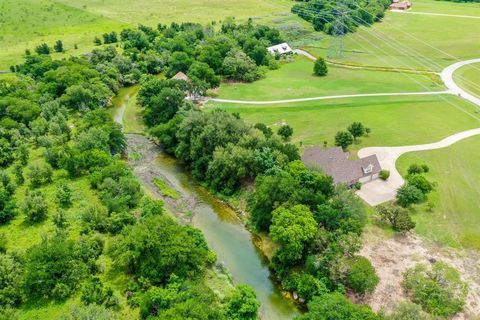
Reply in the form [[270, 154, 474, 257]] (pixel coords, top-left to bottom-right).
[[360, 231, 480, 319]]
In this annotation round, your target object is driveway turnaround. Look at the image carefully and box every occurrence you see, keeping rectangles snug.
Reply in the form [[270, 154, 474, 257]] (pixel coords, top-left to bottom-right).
[[356, 128, 480, 206], [357, 59, 480, 206], [440, 58, 480, 107]]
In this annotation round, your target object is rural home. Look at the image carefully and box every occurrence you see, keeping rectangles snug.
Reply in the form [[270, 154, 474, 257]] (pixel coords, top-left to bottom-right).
[[302, 147, 381, 186], [389, 0, 412, 11], [267, 42, 293, 55]]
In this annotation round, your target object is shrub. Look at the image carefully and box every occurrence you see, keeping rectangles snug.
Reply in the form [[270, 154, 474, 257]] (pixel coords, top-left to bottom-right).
[[56, 180, 73, 208], [224, 284, 260, 320], [403, 262, 468, 317], [277, 124, 293, 141], [386, 302, 431, 320], [0, 186, 16, 225], [379, 170, 390, 181], [346, 256, 379, 295], [335, 131, 354, 149], [26, 161, 53, 187], [407, 174, 433, 195], [376, 204, 415, 233], [23, 237, 85, 301], [407, 163, 427, 175], [396, 185, 424, 207], [0, 253, 23, 307], [21, 190, 48, 223], [282, 272, 328, 303], [81, 277, 118, 308]]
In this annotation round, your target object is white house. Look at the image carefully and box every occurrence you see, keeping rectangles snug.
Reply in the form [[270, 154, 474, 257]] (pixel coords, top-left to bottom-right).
[[267, 42, 293, 55]]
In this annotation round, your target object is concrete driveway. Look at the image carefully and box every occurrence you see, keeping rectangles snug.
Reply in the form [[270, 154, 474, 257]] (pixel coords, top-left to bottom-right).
[[356, 128, 480, 206], [356, 59, 480, 206]]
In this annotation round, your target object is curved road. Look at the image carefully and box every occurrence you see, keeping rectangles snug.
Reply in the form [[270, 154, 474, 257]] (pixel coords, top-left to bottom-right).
[[357, 59, 480, 205], [211, 91, 450, 105]]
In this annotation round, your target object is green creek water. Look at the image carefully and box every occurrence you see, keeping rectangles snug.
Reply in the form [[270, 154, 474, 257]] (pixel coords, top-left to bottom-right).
[[113, 86, 299, 319]]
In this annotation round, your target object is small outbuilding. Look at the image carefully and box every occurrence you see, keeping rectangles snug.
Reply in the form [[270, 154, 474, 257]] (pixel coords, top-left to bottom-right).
[[172, 71, 189, 81], [302, 147, 381, 186], [389, 1, 412, 10], [267, 42, 293, 55]]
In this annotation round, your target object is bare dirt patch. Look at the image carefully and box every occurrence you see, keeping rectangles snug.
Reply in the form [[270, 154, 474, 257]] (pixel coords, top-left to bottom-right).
[[360, 229, 480, 319]]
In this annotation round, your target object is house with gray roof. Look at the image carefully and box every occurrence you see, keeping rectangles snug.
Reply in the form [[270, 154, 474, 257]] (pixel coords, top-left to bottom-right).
[[302, 147, 381, 186]]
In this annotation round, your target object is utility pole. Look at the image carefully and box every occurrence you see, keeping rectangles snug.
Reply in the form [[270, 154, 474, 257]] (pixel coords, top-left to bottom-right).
[[327, 0, 350, 59]]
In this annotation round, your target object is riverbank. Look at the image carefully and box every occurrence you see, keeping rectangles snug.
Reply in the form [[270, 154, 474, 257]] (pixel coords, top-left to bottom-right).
[[124, 133, 299, 319]]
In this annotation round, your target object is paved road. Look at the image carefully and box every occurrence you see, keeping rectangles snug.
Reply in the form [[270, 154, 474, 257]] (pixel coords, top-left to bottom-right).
[[440, 58, 480, 107], [357, 59, 480, 206], [211, 91, 450, 105]]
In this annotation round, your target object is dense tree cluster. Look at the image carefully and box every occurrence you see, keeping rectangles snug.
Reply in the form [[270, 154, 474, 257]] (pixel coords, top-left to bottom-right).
[[0, 24, 260, 319], [397, 163, 434, 207], [141, 80, 300, 195], [292, 0, 391, 35]]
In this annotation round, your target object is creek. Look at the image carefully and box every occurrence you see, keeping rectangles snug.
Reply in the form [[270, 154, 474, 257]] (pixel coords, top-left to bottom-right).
[[114, 87, 299, 320]]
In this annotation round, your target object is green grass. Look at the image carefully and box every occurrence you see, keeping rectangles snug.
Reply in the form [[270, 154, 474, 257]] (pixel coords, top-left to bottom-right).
[[397, 135, 480, 249], [153, 178, 179, 199], [209, 94, 480, 153], [54, 0, 292, 25], [302, 0, 480, 70], [409, 0, 480, 15], [0, 147, 138, 319], [0, 0, 292, 69], [0, 0, 127, 70], [454, 62, 480, 99], [217, 57, 444, 101]]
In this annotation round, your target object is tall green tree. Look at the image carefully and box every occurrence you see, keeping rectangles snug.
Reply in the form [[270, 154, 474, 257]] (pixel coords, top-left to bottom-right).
[[314, 57, 328, 76], [270, 205, 317, 263]]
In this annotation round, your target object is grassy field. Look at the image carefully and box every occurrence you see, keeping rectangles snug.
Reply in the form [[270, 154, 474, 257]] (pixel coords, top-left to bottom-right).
[[217, 57, 444, 101], [208, 94, 480, 152], [397, 136, 480, 249], [302, 0, 480, 70], [454, 62, 480, 99], [54, 0, 292, 25], [0, 0, 127, 70], [0, 0, 291, 70]]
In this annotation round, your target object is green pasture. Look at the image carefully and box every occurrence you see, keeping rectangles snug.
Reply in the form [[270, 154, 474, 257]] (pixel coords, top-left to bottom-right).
[[397, 135, 480, 250], [208, 94, 480, 152], [217, 57, 444, 101], [54, 0, 292, 25], [454, 62, 480, 99], [303, 0, 480, 70], [0, 0, 127, 70], [410, 0, 480, 15]]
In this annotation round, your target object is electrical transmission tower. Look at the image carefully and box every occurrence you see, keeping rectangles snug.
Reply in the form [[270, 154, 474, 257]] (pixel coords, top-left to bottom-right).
[[327, 0, 351, 59]]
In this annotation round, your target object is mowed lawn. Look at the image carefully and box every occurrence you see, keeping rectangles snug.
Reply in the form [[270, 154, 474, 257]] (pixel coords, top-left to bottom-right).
[[208, 94, 480, 152], [454, 62, 480, 99], [304, 0, 480, 70], [397, 136, 480, 249], [217, 57, 444, 101]]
